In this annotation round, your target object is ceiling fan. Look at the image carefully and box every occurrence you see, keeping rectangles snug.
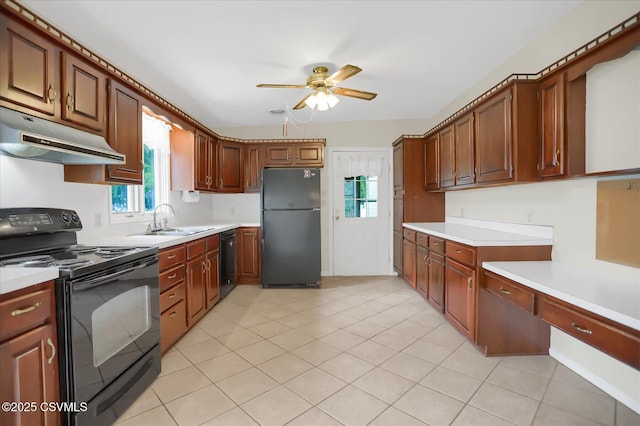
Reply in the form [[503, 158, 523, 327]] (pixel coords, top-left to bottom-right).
[[257, 64, 377, 111]]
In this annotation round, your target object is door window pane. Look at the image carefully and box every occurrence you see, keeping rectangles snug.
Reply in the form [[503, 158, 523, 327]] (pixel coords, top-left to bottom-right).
[[344, 176, 378, 218]]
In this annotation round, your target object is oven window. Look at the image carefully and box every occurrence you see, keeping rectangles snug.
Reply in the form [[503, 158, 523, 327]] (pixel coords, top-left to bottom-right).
[[92, 285, 151, 367]]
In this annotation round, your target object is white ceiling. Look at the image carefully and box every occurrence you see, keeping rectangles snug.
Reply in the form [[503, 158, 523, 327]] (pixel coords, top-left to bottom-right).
[[22, 0, 582, 130]]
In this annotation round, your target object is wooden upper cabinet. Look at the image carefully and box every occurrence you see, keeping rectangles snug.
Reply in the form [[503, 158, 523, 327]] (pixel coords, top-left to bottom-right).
[[539, 73, 565, 178], [195, 130, 212, 190], [454, 113, 475, 186], [265, 144, 292, 166], [218, 141, 243, 192], [0, 15, 58, 117], [393, 142, 404, 192], [106, 79, 142, 183], [294, 143, 323, 166], [475, 88, 513, 183], [475, 82, 538, 185], [61, 52, 107, 132], [439, 125, 455, 188], [264, 143, 324, 168], [244, 144, 263, 193], [424, 134, 439, 190]]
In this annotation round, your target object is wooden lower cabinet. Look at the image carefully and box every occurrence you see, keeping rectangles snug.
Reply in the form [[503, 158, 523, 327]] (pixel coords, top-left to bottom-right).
[[402, 238, 416, 288], [416, 245, 428, 297], [237, 227, 261, 284], [445, 258, 476, 340], [159, 245, 187, 353], [186, 240, 208, 327], [0, 281, 59, 426], [426, 251, 445, 312], [205, 236, 220, 308]]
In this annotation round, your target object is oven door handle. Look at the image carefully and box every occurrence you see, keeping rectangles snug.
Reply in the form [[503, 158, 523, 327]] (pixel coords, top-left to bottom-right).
[[73, 258, 158, 291]]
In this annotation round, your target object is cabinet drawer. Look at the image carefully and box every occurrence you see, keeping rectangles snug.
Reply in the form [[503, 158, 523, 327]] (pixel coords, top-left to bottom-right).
[[428, 236, 445, 254], [186, 239, 206, 258], [0, 284, 54, 342], [540, 297, 640, 370], [403, 228, 416, 242], [161, 298, 187, 353], [446, 241, 476, 267], [159, 245, 185, 271], [206, 234, 220, 251], [482, 271, 535, 315], [160, 281, 186, 312], [416, 233, 429, 248], [159, 265, 185, 293]]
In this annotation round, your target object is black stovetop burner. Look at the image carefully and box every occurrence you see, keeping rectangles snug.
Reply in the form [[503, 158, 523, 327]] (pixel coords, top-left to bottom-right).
[[0, 208, 157, 279]]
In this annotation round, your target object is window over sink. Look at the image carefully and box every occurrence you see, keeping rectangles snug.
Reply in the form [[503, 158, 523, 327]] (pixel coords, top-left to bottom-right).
[[110, 110, 171, 221]]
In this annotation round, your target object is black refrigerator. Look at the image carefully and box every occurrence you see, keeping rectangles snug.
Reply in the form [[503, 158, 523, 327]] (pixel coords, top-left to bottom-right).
[[261, 168, 321, 288]]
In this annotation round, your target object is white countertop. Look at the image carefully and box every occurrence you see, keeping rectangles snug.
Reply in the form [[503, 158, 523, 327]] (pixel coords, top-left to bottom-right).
[[87, 222, 260, 249], [0, 267, 59, 296], [483, 261, 640, 331], [403, 222, 553, 247], [0, 222, 260, 295]]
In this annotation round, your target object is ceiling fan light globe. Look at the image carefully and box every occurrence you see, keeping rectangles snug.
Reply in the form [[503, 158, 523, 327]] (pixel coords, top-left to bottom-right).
[[327, 93, 340, 108], [304, 95, 318, 109], [315, 91, 329, 111]]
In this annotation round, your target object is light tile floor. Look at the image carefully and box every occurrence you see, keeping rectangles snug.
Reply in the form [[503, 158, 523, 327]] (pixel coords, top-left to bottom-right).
[[116, 276, 639, 426]]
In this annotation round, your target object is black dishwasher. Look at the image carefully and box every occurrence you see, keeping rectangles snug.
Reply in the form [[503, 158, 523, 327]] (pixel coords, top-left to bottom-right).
[[220, 230, 237, 299]]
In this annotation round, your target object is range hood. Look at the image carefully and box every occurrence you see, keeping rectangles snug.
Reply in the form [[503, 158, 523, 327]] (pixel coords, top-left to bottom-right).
[[0, 106, 126, 165]]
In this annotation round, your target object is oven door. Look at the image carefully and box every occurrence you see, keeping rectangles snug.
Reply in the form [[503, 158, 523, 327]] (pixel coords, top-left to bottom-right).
[[67, 255, 160, 404]]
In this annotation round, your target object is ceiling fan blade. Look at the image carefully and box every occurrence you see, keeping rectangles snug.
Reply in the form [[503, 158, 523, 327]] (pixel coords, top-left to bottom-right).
[[326, 65, 362, 85], [256, 84, 308, 89], [293, 94, 313, 110], [332, 87, 377, 100]]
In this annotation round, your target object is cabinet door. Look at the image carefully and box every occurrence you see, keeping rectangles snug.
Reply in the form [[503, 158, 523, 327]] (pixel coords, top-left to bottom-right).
[[0, 16, 58, 116], [264, 144, 293, 166], [185, 256, 207, 327], [416, 245, 428, 297], [61, 52, 107, 132], [294, 144, 323, 166], [475, 88, 513, 183], [439, 125, 455, 188], [160, 298, 187, 354], [218, 142, 243, 192], [194, 130, 211, 190], [238, 228, 261, 283], [445, 258, 475, 339], [106, 80, 143, 183], [244, 144, 262, 193], [424, 134, 439, 190], [402, 239, 416, 288], [454, 113, 475, 186], [427, 251, 445, 312], [205, 249, 220, 308], [539, 73, 565, 178], [393, 142, 404, 191], [393, 229, 403, 274], [0, 324, 59, 426]]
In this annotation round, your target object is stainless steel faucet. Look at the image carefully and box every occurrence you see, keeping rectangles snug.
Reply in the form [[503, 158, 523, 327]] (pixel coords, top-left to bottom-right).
[[151, 203, 175, 231]]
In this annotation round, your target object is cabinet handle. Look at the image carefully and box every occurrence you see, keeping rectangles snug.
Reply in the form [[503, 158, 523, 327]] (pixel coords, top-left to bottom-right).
[[553, 149, 560, 166], [46, 338, 56, 364], [455, 249, 462, 254], [11, 302, 40, 316], [47, 84, 57, 103], [499, 287, 511, 295], [467, 277, 472, 290], [571, 323, 593, 335], [202, 262, 206, 272], [65, 92, 74, 110], [423, 255, 428, 263], [433, 242, 439, 246], [206, 259, 211, 271], [168, 292, 177, 299], [169, 311, 177, 318], [167, 273, 177, 279]]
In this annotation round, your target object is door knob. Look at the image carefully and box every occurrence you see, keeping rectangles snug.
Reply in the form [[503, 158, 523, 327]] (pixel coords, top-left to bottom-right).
[[335, 216, 340, 220]]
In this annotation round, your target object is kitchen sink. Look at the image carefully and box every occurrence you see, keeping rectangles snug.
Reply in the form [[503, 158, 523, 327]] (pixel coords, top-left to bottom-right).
[[132, 226, 216, 237]]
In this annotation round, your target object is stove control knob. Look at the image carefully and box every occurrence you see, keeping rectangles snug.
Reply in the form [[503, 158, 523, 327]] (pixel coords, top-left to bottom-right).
[[61, 212, 71, 224], [70, 213, 80, 223]]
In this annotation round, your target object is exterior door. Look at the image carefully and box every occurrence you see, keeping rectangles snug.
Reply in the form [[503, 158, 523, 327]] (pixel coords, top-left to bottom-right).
[[332, 150, 390, 276]]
